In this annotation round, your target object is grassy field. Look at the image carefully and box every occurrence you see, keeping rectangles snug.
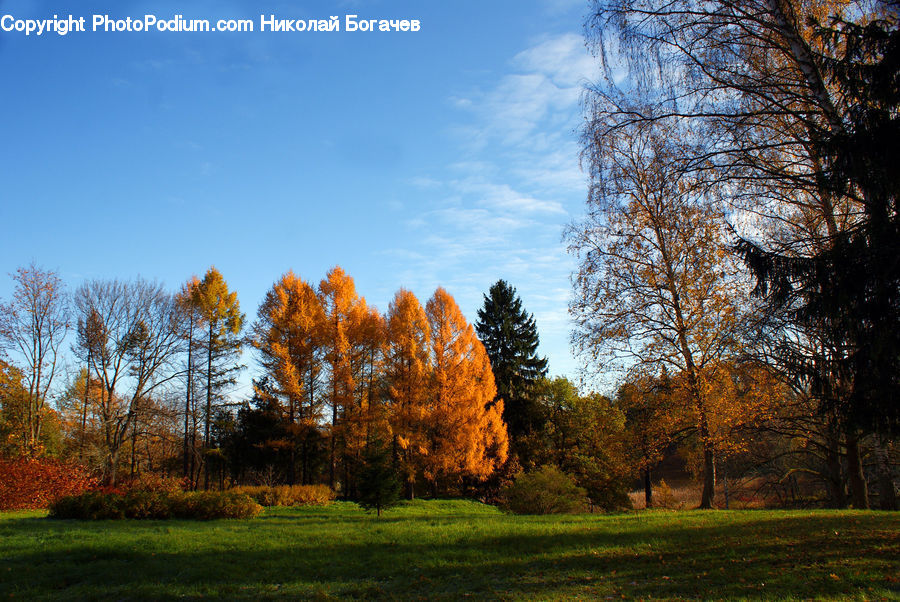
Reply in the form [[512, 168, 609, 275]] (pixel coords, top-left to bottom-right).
[[1, 500, 897, 600]]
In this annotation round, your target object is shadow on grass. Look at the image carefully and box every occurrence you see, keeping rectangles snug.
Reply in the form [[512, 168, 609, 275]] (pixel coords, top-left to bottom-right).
[[1, 511, 897, 599]]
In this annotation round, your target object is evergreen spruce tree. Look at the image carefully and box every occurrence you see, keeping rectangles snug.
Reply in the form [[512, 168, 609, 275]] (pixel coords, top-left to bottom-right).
[[357, 437, 401, 517], [475, 280, 548, 459]]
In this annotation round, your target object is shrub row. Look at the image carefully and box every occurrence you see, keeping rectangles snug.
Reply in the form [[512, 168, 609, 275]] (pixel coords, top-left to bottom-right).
[[0, 457, 98, 510], [48, 490, 261, 520], [232, 484, 335, 507]]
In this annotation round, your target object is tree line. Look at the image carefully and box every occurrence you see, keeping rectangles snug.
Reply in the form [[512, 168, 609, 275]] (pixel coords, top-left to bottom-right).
[[0, 265, 516, 498]]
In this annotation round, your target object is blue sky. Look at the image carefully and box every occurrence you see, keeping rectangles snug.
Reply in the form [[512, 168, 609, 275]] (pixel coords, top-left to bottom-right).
[[0, 0, 598, 397]]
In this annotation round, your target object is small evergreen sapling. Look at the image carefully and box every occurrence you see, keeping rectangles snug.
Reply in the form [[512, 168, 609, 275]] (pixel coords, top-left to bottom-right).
[[357, 438, 401, 517]]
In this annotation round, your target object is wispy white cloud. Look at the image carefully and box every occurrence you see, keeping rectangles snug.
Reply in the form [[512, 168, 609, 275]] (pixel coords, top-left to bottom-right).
[[513, 33, 594, 87], [390, 32, 597, 377]]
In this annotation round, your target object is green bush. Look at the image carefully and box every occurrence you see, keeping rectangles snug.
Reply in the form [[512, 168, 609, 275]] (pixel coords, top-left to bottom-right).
[[123, 490, 173, 519], [500, 465, 588, 515], [49, 491, 126, 520], [233, 485, 335, 507], [49, 491, 261, 520], [568, 454, 633, 512], [173, 492, 262, 520]]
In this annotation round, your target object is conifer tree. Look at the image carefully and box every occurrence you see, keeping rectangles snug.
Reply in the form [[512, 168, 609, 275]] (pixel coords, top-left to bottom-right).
[[385, 289, 431, 499], [475, 280, 548, 460], [357, 436, 401, 517], [253, 271, 325, 485], [318, 266, 360, 491], [425, 287, 508, 489], [192, 267, 244, 489]]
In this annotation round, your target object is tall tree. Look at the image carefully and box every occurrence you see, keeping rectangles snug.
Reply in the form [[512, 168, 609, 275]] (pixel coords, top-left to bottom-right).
[[568, 123, 746, 508], [343, 300, 386, 497], [175, 276, 201, 484], [191, 267, 244, 489], [73, 278, 183, 484], [75, 308, 105, 461], [424, 287, 508, 489], [253, 271, 325, 485], [0, 264, 69, 456], [475, 280, 548, 462], [385, 288, 431, 499], [318, 266, 360, 491], [736, 11, 900, 435]]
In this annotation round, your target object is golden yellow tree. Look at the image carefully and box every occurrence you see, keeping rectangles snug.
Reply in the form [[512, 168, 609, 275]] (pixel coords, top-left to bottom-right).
[[253, 271, 325, 485], [568, 123, 748, 508], [385, 289, 431, 498], [424, 287, 508, 489], [192, 267, 244, 489], [342, 298, 386, 495], [0, 358, 28, 455], [318, 266, 359, 490]]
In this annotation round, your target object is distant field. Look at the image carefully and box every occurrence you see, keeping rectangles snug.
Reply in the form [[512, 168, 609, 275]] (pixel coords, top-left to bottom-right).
[[1, 500, 897, 599]]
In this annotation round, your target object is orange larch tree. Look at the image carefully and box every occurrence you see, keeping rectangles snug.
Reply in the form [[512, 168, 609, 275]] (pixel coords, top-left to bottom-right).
[[384, 289, 431, 499], [424, 287, 508, 491], [191, 267, 244, 490], [253, 271, 326, 485], [318, 266, 360, 491], [342, 298, 386, 496]]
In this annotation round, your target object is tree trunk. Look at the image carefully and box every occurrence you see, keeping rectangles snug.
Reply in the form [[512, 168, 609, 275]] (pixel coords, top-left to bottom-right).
[[699, 443, 716, 509], [288, 400, 296, 486], [825, 426, 848, 508], [329, 399, 337, 490], [183, 314, 193, 480], [107, 447, 119, 487], [643, 467, 653, 508], [697, 407, 716, 509], [872, 435, 898, 511], [190, 408, 198, 490], [845, 433, 869, 509], [130, 413, 138, 479], [204, 321, 213, 490], [80, 356, 91, 460]]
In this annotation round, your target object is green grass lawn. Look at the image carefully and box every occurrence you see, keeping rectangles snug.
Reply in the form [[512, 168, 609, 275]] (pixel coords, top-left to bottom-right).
[[1, 500, 897, 600]]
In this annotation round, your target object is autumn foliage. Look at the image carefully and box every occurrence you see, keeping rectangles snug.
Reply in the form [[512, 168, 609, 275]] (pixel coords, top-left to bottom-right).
[[1, 265, 510, 503], [424, 288, 508, 483], [233, 485, 335, 507], [0, 457, 97, 510], [251, 270, 509, 496]]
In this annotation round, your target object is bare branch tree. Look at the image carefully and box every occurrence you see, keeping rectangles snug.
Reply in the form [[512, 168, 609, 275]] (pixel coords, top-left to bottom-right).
[[0, 263, 69, 455], [73, 278, 183, 485]]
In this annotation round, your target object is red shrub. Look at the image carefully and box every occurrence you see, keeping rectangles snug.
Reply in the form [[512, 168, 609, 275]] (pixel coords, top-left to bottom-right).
[[0, 457, 98, 510]]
